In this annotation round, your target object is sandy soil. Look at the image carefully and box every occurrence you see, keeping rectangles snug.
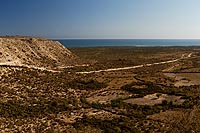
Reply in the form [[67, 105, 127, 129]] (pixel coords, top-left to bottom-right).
[[164, 73, 200, 87], [124, 93, 185, 105]]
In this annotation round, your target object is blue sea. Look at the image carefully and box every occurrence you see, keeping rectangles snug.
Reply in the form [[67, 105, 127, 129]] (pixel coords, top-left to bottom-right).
[[56, 39, 200, 47]]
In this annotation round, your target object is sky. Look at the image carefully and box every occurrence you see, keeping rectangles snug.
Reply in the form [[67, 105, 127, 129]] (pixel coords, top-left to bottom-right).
[[0, 0, 200, 39]]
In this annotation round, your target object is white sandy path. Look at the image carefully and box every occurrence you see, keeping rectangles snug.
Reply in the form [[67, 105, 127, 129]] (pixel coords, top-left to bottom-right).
[[0, 62, 58, 72], [0, 53, 192, 73], [77, 53, 193, 74], [0, 62, 89, 73]]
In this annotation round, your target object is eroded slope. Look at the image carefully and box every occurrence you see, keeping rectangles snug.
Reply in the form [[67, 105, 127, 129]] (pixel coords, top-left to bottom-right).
[[0, 37, 76, 69]]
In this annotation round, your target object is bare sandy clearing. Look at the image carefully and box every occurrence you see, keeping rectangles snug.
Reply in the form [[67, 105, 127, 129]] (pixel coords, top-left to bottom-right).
[[164, 73, 200, 87], [124, 93, 185, 105], [87, 89, 131, 104]]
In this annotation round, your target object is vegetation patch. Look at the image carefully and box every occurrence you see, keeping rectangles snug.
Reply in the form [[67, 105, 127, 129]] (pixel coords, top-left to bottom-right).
[[0, 98, 77, 118], [68, 79, 107, 91], [121, 81, 162, 96]]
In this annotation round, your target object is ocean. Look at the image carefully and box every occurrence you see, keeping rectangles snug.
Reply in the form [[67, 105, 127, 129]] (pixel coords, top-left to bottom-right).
[[56, 39, 200, 47]]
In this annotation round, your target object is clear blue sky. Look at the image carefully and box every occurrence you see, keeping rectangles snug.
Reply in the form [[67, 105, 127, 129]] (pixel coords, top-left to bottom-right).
[[0, 0, 200, 39]]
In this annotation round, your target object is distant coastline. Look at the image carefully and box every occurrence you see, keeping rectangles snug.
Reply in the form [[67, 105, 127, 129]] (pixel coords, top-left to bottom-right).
[[55, 39, 200, 47]]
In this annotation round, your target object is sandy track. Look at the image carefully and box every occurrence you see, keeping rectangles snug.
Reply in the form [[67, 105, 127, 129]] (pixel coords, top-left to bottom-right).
[[0, 53, 192, 73], [77, 53, 193, 74], [0, 63, 90, 73]]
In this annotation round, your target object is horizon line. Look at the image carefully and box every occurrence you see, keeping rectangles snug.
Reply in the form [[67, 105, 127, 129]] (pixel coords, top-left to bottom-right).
[[50, 38, 200, 40]]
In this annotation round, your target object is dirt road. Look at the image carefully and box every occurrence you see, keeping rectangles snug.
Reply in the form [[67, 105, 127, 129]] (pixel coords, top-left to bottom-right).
[[77, 53, 193, 74]]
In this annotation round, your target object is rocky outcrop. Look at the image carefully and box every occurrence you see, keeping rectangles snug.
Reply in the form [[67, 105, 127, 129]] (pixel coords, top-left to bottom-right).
[[0, 36, 76, 69]]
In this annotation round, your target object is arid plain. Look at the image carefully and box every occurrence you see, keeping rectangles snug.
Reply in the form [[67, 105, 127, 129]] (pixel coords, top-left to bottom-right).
[[0, 37, 200, 132]]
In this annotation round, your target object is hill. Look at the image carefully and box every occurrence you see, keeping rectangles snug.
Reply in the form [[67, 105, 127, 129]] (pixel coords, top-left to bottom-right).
[[0, 36, 76, 69]]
